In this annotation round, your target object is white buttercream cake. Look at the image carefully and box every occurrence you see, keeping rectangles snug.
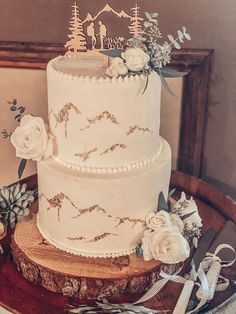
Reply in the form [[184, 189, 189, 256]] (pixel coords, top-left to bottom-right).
[[37, 55, 171, 258]]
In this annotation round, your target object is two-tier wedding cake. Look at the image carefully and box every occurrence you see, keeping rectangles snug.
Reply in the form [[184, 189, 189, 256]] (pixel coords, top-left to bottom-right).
[[37, 54, 171, 257], [10, 6, 201, 267]]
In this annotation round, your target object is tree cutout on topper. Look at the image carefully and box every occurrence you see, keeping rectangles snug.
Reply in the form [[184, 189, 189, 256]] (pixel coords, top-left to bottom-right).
[[65, 0, 87, 54], [129, 3, 143, 37], [65, 1, 137, 55]]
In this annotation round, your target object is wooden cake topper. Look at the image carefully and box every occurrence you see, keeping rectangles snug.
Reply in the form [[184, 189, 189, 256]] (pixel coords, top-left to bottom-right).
[[65, 0, 143, 55]]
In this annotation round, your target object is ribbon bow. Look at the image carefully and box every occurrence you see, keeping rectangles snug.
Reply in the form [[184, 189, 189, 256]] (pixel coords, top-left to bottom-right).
[[134, 243, 236, 314]]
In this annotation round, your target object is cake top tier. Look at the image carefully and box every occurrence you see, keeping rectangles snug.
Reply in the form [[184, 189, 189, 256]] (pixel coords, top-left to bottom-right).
[[48, 55, 150, 83], [47, 55, 162, 172], [52, 55, 107, 79]]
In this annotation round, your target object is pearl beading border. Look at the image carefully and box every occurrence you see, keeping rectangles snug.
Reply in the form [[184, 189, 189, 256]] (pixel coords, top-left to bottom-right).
[[36, 214, 135, 258], [47, 55, 148, 84], [53, 139, 164, 174]]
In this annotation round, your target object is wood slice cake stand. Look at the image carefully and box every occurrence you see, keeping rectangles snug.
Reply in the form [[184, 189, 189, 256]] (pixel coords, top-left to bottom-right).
[[1, 171, 235, 314], [11, 214, 163, 300]]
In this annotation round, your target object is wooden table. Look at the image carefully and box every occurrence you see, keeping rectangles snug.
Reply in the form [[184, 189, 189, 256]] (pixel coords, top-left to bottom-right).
[[0, 170, 236, 314]]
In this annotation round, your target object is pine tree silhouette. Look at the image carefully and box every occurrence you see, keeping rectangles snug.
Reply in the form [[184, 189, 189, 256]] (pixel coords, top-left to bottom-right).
[[128, 3, 143, 37], [65, 1, 87, 53]]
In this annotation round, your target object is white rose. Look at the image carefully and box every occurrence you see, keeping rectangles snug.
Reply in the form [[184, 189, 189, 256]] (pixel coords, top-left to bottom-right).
[[173, 192, 202, 229], [121, 47, 150, 72], [142, 227, 190, 264], [146, 210, 172, 230], [106, 57, 128, 78], [141, 229, 153, 261], [11, 115, 54, 161], [171, 214, 184, 233]]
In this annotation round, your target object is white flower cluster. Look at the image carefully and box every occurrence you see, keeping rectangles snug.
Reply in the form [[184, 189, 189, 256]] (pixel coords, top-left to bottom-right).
[[11, 115, 54, 161], [106, 47, 150, 78], [141, 192, 202, 264], [104, 12, 191, 83]]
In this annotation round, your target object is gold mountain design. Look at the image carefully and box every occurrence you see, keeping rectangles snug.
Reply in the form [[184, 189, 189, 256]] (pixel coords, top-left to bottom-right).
[[80, 111, 119, 131], [75, 147, 98, 161], [39, 192, 78, 222], [67, 236, 86, 241], [49, 103, 81, 138], [86, 232, 118, 243], [100, 144, 127, 155], [114, 216, 145, 228], [126, 125, 152, 136], [72, 204, 106, 219]]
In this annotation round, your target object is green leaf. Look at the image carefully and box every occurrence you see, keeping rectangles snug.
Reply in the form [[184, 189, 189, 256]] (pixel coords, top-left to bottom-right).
[[141, 75, 149, 95], [151, 13, 159, 18], [157, 192, 170, 212], [99, 49, 124, 58], [182, 211, 196, 220], [144, 12, 152, 20], [15, 114, 21, 120], [158, 71, 176, 97], [18, 159, 27, 179], [157, 67, 188, 78], [173, 41, 181, 49], [18, 106, 25, 113], [168, 188, 176, 198], [167, 34, 175, 42]]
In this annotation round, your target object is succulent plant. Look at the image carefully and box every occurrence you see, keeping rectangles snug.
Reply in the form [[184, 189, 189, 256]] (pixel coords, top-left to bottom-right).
[[0, 183, 36, 229]]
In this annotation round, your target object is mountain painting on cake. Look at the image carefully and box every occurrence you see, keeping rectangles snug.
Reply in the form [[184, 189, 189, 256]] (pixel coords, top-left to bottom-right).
[[65, 1, 143, 53]]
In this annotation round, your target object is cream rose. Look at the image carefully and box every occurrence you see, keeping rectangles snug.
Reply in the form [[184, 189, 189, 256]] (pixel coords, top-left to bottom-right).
[[171, 214, 184, 233], [142, 227, 190, 264], [146, 210, 172, 230], [121, 47, 150, 72], [106, 57, 128, 78], [11, 115, 54, 161]]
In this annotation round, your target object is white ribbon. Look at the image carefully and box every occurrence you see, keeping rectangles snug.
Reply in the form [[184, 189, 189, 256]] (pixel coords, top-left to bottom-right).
[[133, 266, 184, 304], [134, 243, 236, 313], [202, 244, 236, 270]]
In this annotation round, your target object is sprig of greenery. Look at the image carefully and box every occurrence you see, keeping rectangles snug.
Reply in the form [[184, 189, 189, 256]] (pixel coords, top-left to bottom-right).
[[167, 26, 191, 50], [67, 299, 163, 313], [1, 128, 12, 139], [1, 99, 27, 178], [8, 99, 26, 122]]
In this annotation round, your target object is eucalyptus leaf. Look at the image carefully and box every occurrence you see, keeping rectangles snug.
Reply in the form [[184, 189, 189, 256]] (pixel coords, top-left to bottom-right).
[[144, 12, 152, 20], [15, 114, 21, 120], [173, 41, 181, 49], [99, 49, 124, 58], [184, 33, 191, 41], [158, 72, 176, 97], [151, 13, 159, 18], [181, 211, 196, 220], [157, 192, 170, 212], [18, 106, 25, 113], [156, 68, 188, 78], [18, 159, 27, 179], [182, 26, 187, 34], [177, 30, 184, 43], [167, 34, 175, 42]]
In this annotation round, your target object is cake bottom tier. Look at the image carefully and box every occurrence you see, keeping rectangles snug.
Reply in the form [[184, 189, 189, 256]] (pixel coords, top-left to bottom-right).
[[37, 138, 171, 258]]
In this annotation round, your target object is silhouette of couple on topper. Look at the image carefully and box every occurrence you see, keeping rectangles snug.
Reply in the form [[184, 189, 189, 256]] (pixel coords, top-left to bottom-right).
[[86, 21, 107, 49]]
